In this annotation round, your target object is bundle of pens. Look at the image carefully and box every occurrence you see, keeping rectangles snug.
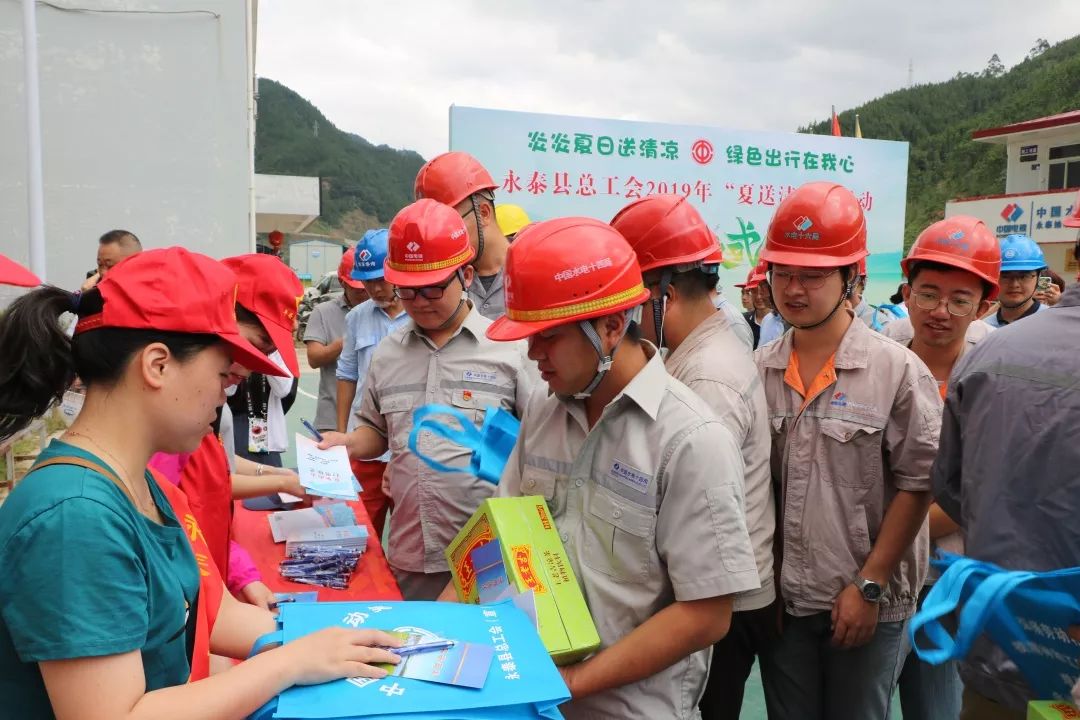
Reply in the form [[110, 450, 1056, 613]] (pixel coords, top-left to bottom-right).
[[279, 545, 364, 589]]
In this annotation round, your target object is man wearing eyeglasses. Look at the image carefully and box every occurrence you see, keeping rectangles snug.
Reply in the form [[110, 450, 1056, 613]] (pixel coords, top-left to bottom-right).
[[753, 182, 941, 720], [414, 151, 511, 320], [319, 199, 536, 600], [878, 217, 1001, 720], [335, 229, 408, 537], [984, 234, 1049, 328]]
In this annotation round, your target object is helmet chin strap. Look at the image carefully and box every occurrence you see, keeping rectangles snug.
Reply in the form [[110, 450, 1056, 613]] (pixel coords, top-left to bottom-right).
[[572, 307, 640, 400], [999, 285, 1038, 310], [433, 269, 469, 331], [472, 194, 485, 264], [772, 274, 854, 331], [650, 269, 673, 361]]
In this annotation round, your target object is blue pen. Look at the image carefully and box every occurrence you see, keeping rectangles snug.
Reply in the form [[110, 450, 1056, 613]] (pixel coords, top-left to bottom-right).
[[301, 419, 324, 442], [387, 639, 456, 656]]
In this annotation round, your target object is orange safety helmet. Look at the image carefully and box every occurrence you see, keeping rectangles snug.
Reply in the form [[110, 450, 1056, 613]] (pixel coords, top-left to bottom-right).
[[414, 151, 498, 208], [1064, 188, 1080, 229], [384, 199, 476, 288], [762, 181, 868, 268], [337, 248, 364, 290], [610, 194, 716, 272], [901, 215, 1001, 300], [487, 217, 650, 342]]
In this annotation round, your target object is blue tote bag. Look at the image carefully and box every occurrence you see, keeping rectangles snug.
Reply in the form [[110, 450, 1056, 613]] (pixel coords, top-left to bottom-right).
[[407, 404, 520, 485], [910, 552, 1080, 700], [249, 599, 568, 719]]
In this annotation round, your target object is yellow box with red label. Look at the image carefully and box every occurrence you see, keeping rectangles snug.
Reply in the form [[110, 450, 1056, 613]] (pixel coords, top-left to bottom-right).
[[1029, 701, 1080, 719], [445, 496, 601, 666]]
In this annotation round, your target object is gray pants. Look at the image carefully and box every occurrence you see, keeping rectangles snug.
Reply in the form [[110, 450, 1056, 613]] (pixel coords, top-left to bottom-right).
[[392, 567, 452, 601], [760, 612, 909, 720]]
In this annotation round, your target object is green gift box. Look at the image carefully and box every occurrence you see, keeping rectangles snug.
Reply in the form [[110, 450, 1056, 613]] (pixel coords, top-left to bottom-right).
[[446, 496, 601, 665], [1028, 701, 1080, 719]]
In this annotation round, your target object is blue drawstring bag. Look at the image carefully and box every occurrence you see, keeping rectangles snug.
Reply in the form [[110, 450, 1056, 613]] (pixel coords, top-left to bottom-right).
[[408, 404, 520, 485], [910, 552, 1080, 701], [249, 599, 568, 719]]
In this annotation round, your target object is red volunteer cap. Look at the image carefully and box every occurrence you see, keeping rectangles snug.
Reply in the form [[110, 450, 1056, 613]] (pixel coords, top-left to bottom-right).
[[73, 247, 284, 376], [0, 254, 41, 287], [338, 248, 364, 290], [221, 254, 304, 377]]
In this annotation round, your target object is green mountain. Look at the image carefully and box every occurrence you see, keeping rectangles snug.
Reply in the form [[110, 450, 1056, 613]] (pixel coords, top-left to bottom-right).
[[801, 35, 1080, 249], [254, 78, 425, 237]]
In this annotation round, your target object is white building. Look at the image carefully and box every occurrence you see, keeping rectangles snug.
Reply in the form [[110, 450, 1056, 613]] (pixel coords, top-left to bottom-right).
[[946, 110, 1080, 280], [287, 237, 347, 284], [0, 0, 318, 290]]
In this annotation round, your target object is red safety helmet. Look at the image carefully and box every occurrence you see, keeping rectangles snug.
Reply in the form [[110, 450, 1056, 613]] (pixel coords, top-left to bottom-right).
[[734, 268, 756, 289], [414, 151, 498, 208], [0, 253, 40, 287], [1064, 189, 1080, 229], [762, 181, 868, 268], [901, 215, 1001, 300], [487, 217, 650, 342], [384, 199, 476, 288], [222, 254, 305, 377], [74, 248, 283, 377], [338, 248, 364, 290], [736, 259, 768, 289], [702, 240, 724, 266], [610, 194, 715, 272]]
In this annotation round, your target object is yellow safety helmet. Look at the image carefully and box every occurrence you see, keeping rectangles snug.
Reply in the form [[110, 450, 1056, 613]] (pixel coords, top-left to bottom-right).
[[495, 204, 532, 238]]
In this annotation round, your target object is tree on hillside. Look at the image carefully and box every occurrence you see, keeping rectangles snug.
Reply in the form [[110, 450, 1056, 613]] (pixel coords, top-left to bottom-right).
[[985, 54, 1005, 78], [1027, 38, 1050, 61], [797, 34, 1080, 252]]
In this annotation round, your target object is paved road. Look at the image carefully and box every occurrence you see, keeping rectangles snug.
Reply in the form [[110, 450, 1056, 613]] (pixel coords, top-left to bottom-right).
[[282, 344, 321, 469]]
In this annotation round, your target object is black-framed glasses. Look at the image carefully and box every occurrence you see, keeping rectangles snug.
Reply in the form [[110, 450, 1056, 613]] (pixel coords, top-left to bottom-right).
[[768, 268, 838, 290], [394, 274, 458, 301], [911, 291, 976, 317]]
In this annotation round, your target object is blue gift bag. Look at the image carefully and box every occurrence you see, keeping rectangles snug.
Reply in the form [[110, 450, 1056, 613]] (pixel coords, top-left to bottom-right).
[[249, 599, 568, 719], [910, 552, 1080, 701], [408, 404, 519, 485]]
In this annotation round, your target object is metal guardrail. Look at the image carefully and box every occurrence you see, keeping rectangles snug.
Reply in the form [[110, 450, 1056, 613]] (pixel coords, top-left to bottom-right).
[[0, 420, 47, 487]]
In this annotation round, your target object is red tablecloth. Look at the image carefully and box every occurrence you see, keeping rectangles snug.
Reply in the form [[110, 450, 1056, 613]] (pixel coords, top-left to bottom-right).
[[232, 499, 402, 601]]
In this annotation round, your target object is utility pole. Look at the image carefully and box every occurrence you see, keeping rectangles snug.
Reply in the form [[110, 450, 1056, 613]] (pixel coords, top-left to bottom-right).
[[22, 0, 46, 279]]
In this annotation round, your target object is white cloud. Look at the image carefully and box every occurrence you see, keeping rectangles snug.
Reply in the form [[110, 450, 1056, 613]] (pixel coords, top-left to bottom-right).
[[256, 0, 1080, 159]]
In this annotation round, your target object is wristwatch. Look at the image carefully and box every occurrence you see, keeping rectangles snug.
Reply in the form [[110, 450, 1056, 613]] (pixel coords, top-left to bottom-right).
[[854, 575, 884, 603]]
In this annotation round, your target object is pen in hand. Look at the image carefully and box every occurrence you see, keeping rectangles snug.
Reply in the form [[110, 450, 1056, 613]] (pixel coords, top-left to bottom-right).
[[301, 419, 324, 443]]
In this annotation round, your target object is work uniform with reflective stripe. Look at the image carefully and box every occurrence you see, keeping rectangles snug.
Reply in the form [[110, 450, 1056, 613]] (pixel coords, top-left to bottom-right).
[[356, 304, 535, 581], [497, 346, 759, 720], [754, 313, 941, 623]]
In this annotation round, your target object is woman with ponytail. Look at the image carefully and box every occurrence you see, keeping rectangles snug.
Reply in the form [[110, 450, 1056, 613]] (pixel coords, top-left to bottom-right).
[[0, 247, 400, 720]]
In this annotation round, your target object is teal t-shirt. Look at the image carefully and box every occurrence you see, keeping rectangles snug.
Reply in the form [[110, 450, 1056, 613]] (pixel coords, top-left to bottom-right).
[[0, 440, 200, 718]]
